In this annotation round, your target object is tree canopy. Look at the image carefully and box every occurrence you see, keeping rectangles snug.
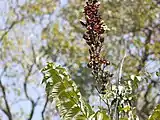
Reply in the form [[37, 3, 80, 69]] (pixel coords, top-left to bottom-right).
[[0, 0, 159, 120]]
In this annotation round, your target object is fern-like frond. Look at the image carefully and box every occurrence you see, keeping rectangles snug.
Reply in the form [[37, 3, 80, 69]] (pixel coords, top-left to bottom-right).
[[42, 63, 94, 120], [148, 104, 160, 120]]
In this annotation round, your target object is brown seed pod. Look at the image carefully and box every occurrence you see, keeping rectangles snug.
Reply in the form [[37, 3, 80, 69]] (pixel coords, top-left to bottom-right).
[[82, 0, 113, 94], [80, 20, 87, 27], [100, 36, 104, 43], [86, 41, 92, 46], [89, 49, 92, 55], [100, 84, 106, 94], [102, 78, 107, 83], [87, 25, 92, 31], [106, 60, 110, 65], [83, 33, 90, 40], [87, 61, 92, 68]]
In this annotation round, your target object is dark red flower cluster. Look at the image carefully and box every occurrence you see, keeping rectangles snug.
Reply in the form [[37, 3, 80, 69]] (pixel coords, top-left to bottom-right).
[[80, 0, 113, 94], [84, 0, 104, 34]]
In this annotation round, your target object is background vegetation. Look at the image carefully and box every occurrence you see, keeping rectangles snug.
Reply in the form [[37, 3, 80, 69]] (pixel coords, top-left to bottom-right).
[[0, 0, 159, 120]]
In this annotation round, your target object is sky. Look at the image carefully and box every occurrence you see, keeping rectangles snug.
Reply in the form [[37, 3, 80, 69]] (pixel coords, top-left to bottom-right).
[[0, 0, 159, 120]]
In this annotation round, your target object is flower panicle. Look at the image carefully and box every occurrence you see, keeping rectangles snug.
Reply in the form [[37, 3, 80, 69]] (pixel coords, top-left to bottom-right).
[[80, 0, 113, 94]]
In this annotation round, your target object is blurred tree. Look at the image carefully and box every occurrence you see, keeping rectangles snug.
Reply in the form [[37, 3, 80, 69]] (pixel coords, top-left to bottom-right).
[[0, 0, 60, 120], [0, 0, 159, 120]]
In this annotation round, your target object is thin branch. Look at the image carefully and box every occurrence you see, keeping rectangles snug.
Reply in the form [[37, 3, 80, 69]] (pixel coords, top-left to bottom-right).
[[118, 52, 127, 84], [31, 41, 42, 70], [0, 21, 17, 42], [0, 17, 24, 42], [27, 97, 40, 120], [115, 50, 126, 120], [24, 64, 34, 101], [41, 95, 49, 120], [0, 66, 13, 120], [0, 107, 11, 119], [95, 86, 110, 115], [23, 64, 38, 120], [137, 29, 152, 72]]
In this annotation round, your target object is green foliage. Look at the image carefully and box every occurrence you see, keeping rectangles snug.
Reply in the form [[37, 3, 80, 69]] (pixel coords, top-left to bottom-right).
[[148, 104, 160, 120], [21, 0, 57, 15], [42, 63, 142, 120], [156, 71, 160, 77], [94, 111, 110, 120], [42, 63, 94, 120], [62, 0, 159, 35]]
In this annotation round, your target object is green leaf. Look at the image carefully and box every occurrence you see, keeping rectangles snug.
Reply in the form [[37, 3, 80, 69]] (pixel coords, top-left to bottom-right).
[[148, 104, 160, 120], [135, 76, 141, 81], [156, 71, 160, 77], [130, 75, 140, 88], [122, 106, 130, 112], [120, 117, 128, 120], [130, 75, 135, 80], [42, 62, 94, 120], [95, 111, 110, 120]]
